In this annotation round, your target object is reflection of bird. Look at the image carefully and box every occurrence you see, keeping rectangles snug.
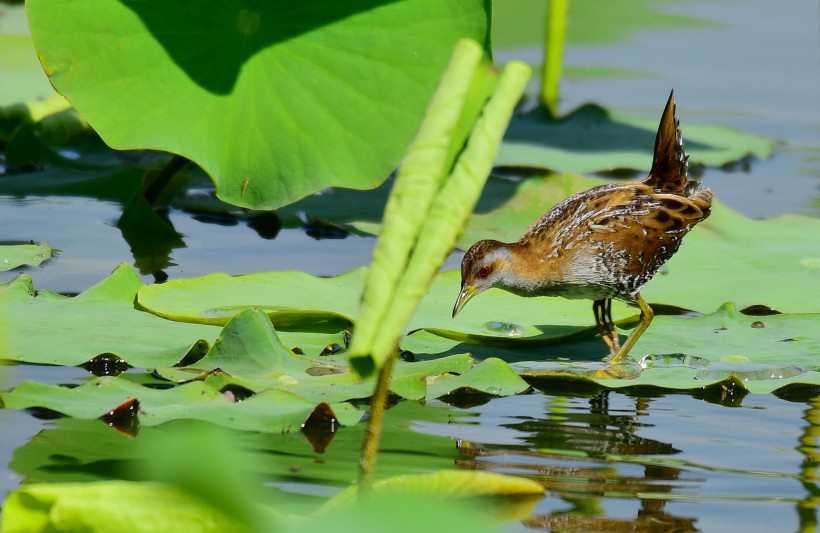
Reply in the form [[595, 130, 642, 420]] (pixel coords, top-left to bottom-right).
[[453, 91, 713, 366]]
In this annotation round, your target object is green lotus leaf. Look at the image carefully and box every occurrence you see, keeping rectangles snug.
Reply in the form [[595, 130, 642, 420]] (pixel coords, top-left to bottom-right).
[[495, 105, 774, 174], [0, 376, 361, 431], [27, 0, 490, 209], [321, 471, 544, 523], [426, 357, 530, 399], [0, 242, 52, 271], [509, 302, 820, 394], [10, 401, 470, 491], [0, 263, 217, 366], [155, 308, 484, 402], [631, 302, 820, 364], [0, 481, 246, 533], [137, 268, 366, 327]]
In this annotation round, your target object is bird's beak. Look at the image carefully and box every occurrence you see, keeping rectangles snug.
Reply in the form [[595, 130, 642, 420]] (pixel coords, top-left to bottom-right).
[[452, 284, 477, 318]]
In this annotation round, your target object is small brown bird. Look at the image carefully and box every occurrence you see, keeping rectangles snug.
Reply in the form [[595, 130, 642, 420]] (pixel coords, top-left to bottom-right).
[[453, 91, 713, 366]]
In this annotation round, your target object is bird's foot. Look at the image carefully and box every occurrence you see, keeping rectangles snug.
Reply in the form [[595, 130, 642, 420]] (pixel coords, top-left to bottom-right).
[[593, 358, 642, 379]]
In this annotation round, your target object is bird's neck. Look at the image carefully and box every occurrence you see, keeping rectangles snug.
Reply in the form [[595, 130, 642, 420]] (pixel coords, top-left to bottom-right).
[[497, 241, 563, 294]]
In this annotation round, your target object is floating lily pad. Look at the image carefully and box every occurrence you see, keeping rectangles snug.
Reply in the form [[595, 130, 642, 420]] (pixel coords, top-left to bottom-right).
[[154, 308, 480, 403], [0, 263, 217, 366], [426, 358, 530, 399], [27, 0, 490, 209], [138, 268, 365, 327], [495, 105, 774, 174], [0, 376, 362, 431], [0, 242, 53, 271]]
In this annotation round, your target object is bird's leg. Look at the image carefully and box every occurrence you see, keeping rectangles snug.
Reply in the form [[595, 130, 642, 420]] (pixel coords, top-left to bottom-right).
[[610, 293, 654, 365], [593, 298, 620, 355]]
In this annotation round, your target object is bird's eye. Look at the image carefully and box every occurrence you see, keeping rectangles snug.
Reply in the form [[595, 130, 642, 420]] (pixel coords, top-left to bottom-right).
[[478, 265, 491, 278]]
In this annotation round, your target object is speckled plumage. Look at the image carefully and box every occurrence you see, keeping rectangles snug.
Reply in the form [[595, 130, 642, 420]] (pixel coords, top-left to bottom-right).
[[453, 91, 713, 365]]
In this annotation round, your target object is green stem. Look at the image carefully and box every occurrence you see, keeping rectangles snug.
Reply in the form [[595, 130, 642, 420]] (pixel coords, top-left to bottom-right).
[[542, 0, 568, 118], [142, 154, 191, 206], [358, 353, 396, 491]]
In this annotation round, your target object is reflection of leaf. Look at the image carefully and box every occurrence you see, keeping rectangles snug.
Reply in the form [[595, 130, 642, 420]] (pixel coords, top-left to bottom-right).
[[117, 188, 185, 275], [0, 242, 52, 271], [0, 264, 216, 366], [27, 0, 491, 209]]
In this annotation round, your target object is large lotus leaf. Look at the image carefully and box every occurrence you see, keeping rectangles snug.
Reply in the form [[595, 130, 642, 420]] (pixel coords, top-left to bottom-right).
[[0, 376, 362, 431], [26, 0, 490, 210], [0, 243, 52, 271], [495, 105, 774, 174], [137, 268, 366, 327], [0, 263, 218, 366]]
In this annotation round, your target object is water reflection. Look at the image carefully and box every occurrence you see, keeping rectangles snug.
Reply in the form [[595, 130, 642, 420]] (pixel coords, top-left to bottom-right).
[[455, 392, 697, 531], [445, 389, 820, 532], [797, 396, 820, 533]]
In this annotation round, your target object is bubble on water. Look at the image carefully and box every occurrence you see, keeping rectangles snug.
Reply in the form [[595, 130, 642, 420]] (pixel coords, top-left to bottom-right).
[[482, 321, 524, 337]]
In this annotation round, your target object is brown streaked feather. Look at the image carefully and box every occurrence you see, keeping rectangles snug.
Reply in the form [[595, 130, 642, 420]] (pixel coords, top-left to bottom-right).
[[509, 178, 712, 299], [643, 90, 688, 195]]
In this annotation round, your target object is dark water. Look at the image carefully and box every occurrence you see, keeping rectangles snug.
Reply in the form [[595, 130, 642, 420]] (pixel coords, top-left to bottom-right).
[[1, 0, 819, 530]]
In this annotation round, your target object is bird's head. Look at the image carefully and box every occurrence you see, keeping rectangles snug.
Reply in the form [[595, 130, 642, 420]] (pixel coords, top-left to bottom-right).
[[452, 240, 513, 318]]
